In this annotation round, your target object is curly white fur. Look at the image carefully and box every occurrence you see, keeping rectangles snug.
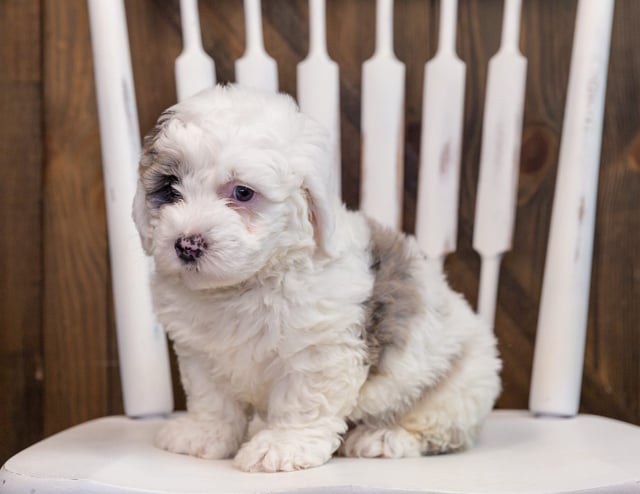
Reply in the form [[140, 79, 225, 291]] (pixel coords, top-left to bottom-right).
[[133, 85, 501, 473]]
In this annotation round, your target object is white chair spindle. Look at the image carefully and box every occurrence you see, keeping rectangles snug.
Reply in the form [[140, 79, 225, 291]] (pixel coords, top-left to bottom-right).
[[297, 0, 341, 196], [473, 0, 527, 325], [175, 0, 216, 102], [87, 0, 174, 417], [415, 0, 465, 268], [360, 0, 405, 230], [529, 0, 615, 417], [235, 0, 278, 92]]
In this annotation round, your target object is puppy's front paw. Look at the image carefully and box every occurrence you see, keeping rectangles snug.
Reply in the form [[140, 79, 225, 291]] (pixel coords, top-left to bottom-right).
[[155, 415, 240, 459], [233, 428, 338, 472]]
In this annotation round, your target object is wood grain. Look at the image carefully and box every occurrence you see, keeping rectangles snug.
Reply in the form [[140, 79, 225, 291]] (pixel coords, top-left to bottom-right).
[[0, 0, 44, 465], [1, 0, 639, 464], [588, 0, 640, 421]]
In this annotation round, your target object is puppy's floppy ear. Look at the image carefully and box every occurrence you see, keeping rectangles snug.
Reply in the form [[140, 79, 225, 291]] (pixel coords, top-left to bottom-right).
[[132, 178, 153, 255], [304, 170, 338, 258], [295, 118, 339, 258]]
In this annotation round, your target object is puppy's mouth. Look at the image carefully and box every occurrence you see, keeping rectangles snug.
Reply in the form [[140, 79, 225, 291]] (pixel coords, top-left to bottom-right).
[[163, 230, 257, 290]]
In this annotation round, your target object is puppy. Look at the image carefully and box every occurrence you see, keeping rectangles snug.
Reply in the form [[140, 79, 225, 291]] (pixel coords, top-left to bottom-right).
[[132, 85, 501, 472]]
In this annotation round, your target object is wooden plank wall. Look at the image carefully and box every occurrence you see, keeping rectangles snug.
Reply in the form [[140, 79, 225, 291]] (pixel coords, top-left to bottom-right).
[[1, 0, 639, 463]]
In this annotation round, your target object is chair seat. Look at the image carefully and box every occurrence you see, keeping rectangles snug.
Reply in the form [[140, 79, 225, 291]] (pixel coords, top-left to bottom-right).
[[2, 409, 639, 494]]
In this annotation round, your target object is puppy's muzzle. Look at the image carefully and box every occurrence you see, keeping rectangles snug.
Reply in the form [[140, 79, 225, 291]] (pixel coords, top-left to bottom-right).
[[175, 234, 207, 264]]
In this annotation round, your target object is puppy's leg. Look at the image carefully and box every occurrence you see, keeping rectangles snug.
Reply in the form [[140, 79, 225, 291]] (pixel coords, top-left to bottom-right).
[[342, 329, 501, 457], [402, 327, 501, 455], [233, 344, 367, 472], [155, 348, 247, 459]]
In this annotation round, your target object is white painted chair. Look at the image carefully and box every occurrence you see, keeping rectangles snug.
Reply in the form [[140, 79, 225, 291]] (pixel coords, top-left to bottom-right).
[[2, 0, 639, 492]]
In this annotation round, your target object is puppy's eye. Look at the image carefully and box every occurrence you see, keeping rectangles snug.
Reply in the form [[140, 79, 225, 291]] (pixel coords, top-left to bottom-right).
[[150, 174, 182, 206], [233, 185, 255, 202]]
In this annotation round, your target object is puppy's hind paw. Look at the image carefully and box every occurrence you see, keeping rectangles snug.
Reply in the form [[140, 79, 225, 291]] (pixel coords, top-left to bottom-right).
[[155, 415, 240, 460], [233, 428, 338, 472], [340, 425, 421, 458]]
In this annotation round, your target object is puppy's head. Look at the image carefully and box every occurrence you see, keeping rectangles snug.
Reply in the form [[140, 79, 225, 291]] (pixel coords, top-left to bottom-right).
[[133, 85, 337, 290]]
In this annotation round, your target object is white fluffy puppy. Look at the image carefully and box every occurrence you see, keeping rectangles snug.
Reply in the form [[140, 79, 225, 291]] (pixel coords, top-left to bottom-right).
[[133, 85, 501, 473]]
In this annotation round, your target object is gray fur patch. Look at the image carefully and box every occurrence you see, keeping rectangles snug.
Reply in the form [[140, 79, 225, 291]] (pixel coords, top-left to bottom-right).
[[362, 219, 424, 375], [139, 110, 184, 206]]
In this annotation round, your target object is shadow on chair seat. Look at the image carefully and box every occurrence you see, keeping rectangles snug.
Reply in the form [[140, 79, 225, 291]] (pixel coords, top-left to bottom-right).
[[2, 410, 640, 494]]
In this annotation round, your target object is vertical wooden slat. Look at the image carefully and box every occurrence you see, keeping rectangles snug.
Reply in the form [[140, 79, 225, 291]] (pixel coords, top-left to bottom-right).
[[472, 0, 527, 325], [87, 0, 173, 417], [175, 0, 216, 102], [488, 0, 575, 411], [297, 0, 341, 196], [0, 0, 44, 463], [530, 0, 615, 417], [360, 0, 405, 230], [415, 0, 466, 266], [236, 0, 278, 92], [42, 0, 111, 435]]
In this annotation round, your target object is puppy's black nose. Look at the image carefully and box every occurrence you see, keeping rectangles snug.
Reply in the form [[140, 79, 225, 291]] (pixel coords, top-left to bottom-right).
[[175, 234, 207, 263]]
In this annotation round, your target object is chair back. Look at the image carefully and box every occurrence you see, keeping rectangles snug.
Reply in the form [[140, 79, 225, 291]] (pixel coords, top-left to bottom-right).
[[87, 0, 615, 419]]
